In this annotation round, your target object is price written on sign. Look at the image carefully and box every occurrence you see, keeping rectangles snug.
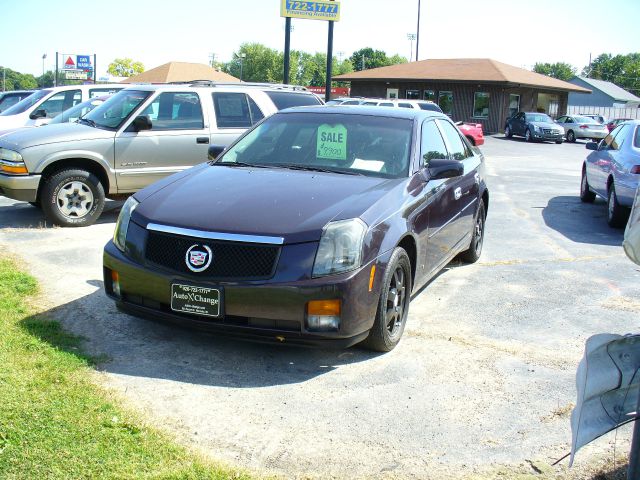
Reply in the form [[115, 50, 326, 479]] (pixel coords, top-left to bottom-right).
[[280, 0, 341, 21], [317, 124, 347, 160]]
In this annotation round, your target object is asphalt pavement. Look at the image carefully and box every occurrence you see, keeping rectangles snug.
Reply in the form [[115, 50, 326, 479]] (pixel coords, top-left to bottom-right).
[[0, 135, 638, 479]]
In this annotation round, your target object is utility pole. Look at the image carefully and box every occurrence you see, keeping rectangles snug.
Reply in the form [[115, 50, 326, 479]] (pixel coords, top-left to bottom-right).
[[283, 18, 291, 84], [416, 0, 421, 61], [361, 55, 366, 71], [41, 54, 47, 86], [407, 33, 416, 62], [209, 52, 216, 68]]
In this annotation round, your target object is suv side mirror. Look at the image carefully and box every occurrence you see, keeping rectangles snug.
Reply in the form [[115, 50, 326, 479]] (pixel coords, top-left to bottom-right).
[[131, 115, 152, 132], [207, 145, 225, 161], [586, 141, 599, 151], [29, 109, 47, 120], [422, 158, 464, 181]]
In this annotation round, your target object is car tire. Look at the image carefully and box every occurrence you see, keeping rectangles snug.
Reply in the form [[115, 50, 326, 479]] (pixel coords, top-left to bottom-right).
[[607, 183, 628, 228], [40, 168, 105, 227], [362, 247, 412, 352], [505, 125, 512, 138], [580, 167, 596, 203], [567, 130, 576, 143], [29, 201, 41, 209], [460, 199, 486, 263], [525, 129, 533, 142]]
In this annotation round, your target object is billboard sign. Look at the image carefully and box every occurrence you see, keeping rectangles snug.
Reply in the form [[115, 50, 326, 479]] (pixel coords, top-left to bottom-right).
[[280, 0, 340, 21], [65, 70, 89, 80], [62, 54, 93, 71]]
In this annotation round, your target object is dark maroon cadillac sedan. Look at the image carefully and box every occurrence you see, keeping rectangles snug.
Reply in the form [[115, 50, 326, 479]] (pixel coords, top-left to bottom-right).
[[104, 106, 488, 351]]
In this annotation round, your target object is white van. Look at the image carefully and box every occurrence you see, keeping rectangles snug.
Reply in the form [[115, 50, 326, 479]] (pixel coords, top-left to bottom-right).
[[0, 84, 123, 130]]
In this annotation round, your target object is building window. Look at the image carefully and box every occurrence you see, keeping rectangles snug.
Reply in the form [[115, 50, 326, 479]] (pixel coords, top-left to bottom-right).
[[406, 90, 420, 100], [473, 92, 490, 118], [438, 91, 453, 116], [508, 94, 520, 118], [423, 90, 435, 101]]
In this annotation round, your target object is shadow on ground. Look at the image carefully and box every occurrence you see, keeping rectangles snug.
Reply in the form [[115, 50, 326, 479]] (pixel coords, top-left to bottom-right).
[[20, 279, 381, 389], [542, 195, 625, 246], [0, 200, 123, 229]]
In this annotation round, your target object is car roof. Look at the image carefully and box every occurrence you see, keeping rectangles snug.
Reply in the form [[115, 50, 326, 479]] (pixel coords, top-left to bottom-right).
[[279, 104, 443, 120], [122, 82, 313, 94]]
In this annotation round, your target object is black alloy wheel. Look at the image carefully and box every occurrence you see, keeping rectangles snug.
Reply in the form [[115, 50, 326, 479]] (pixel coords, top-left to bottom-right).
[[363, 247, 412, 352], [460, 200, 486, 263]]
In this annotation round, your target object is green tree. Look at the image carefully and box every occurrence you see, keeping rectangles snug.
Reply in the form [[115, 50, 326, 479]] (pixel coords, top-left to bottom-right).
[[107, 58, 144, 77], [0, 67, 37, 90], [582, 53, 640, 96], [223, 43, 282, 82], [349, 48, 407, 71], [36, 71, 55, 88], [532, 62, 577, 81]]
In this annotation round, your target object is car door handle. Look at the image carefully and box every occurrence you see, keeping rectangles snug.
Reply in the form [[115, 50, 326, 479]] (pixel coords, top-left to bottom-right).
[[454, 187, 462, 200], [196, 137, 210, 144]]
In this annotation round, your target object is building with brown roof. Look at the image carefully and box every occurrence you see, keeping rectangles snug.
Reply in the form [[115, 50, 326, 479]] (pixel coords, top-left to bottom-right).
[[122, 61, 239, 84], [334, 58, 591, 134]]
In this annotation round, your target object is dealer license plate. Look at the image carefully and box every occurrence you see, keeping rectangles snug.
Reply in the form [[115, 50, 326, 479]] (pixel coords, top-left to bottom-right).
[[170, 283, 222, 318]]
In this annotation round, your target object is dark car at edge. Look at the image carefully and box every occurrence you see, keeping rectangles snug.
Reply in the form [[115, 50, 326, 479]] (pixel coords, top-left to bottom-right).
[[103, 106, 489, 352]]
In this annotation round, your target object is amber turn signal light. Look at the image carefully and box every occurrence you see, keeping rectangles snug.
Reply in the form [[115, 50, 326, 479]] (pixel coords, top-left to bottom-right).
[[307, 299, 341, 316]]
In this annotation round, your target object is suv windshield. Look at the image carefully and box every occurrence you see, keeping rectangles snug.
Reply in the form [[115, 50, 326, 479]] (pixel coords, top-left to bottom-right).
[[525, 113, 552, 123], [217, 112, 413, 179], [82, 90, 151, 130], [0, 90, 50, 116]]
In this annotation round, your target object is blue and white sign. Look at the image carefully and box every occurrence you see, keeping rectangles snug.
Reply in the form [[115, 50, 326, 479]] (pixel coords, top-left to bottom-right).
[[77, 55, 92, 70]]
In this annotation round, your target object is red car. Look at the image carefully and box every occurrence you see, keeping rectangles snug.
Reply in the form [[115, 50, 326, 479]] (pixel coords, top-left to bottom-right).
[[456, 122, 484, 146], [606, 118, 633, 132]]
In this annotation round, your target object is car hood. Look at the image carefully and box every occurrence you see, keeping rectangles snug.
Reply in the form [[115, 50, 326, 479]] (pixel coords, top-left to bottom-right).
[[132, 164, 398, 244], [0, 123, 114, 150]]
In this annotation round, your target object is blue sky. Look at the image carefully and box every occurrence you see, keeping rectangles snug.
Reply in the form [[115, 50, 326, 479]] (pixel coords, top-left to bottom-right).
[[2, 0, 639, 77]]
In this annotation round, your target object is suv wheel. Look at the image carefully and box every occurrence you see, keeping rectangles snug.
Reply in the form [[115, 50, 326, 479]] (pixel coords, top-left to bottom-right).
[[40, 169, 105, 227], [362, 247, 412, 352], [607, 183, 628, 228]]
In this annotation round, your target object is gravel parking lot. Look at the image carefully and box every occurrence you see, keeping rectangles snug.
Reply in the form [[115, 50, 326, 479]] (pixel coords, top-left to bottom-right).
[[1, 135, 639, 479]]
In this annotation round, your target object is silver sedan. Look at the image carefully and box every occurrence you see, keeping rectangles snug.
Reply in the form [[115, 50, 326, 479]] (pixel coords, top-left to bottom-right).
[[556, 115, 609, 142]]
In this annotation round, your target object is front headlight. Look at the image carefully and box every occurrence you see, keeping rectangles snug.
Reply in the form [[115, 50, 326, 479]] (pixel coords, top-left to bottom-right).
[[113, 196, 139, 252], [0, 148, 27, 175], [533, 125, 541, 132], [312, 218, 367, 277]]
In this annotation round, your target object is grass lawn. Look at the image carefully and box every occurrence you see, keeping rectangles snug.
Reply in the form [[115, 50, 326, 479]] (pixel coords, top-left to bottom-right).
[[0, 257, 251, 479]]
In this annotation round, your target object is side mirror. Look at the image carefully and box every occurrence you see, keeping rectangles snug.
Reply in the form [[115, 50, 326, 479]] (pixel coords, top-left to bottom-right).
[[131, 115, 152, 132], [586, 141, 599, 151], [422, 158, 464, 181], [207, 144, 226, 161], [29, 109, 47, 120]]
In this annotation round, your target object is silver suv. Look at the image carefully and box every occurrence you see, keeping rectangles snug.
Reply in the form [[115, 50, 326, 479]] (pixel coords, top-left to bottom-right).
[[0, 82, 321, 226]]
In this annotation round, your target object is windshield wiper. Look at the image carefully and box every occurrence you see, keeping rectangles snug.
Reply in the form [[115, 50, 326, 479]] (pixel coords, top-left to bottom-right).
[[271, 164, 365, 175], [211, 161, 271, 168], [78, 118, 97, 128]]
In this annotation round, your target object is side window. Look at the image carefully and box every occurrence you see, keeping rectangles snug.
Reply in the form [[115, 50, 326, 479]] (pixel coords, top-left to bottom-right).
[[602, 125, 625, 150], [139, 92, 204, 130], [89, 88, 121, 98], [423, 90, 435, 102], [566, 117, 574, 123], [609, 124, 630, 150], [38, 90, 81, 118], [406, 90, 420, 100], [556, 116, 566, 123], [212, 92, 263, 128], [420, 120, 449, 167], [398, 103, 412, 108], [437, 120, 473, 160]]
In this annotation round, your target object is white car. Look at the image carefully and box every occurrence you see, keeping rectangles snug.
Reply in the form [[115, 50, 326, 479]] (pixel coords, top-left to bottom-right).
[[0, 84, 123, 130]]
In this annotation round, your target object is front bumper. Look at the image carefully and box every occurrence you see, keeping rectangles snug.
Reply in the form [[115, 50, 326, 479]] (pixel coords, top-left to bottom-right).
[[103, 240, 390, 348], [532, 130, 564, 141], [0, 173, 41, 202]]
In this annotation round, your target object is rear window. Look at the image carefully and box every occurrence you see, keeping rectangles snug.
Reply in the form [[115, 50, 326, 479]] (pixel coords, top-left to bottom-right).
[[264, 91, 322, 110], [417, 102, 442, 112]]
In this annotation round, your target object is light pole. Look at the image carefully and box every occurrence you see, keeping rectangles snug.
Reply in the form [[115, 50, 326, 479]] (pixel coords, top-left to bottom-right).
[[407, 33, 416, 62], [416, 0, 421, 61], [41, 53, 47, 86]]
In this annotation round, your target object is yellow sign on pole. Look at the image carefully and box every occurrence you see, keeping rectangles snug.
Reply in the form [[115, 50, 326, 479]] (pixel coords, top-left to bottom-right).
[[280, 0, 340, 22]]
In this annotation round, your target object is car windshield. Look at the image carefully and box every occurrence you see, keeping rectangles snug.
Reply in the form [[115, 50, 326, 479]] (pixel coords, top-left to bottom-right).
[[49, 97, 106, 124], [217, 112, 413, 179], [82, 89, 151, 130], [574, 116, 598, 124], [0, 90, 50, 116], [525, 114, 552, 123]]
